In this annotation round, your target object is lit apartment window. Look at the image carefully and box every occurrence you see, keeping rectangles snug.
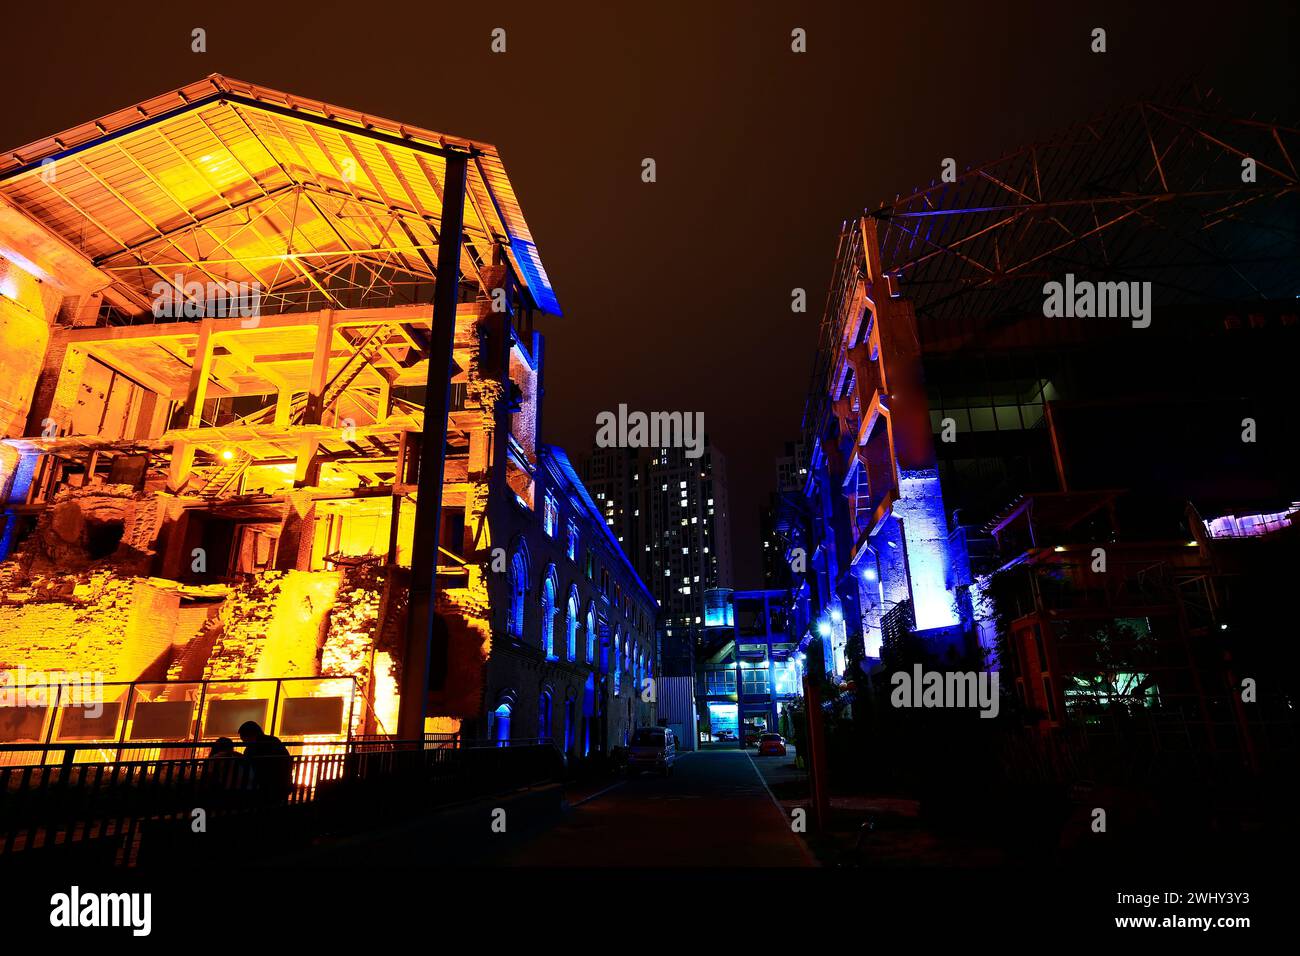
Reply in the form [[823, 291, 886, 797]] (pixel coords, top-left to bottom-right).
[[566, 521, 578, 561]]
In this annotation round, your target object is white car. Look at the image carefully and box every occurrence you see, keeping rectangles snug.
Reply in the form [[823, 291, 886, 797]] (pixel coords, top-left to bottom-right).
[[627, 727, 678, 776]]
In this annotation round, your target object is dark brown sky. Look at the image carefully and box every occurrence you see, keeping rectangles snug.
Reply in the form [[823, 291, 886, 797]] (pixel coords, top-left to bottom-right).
[[4, 0, 1296, 584]]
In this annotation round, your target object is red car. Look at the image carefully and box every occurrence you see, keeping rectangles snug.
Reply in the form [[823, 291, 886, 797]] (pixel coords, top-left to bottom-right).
[[757, 733, 787, 756]]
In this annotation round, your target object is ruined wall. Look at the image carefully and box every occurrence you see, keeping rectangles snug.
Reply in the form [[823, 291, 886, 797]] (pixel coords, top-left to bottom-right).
[[435, 568, 493, 719], [0, 258, 58, 439], [319, 560, 397, 733], [894, 468, 962, 633], [0, 572, 190, 681], [203, 570, 340, 681], [23, 486, 161, 575]]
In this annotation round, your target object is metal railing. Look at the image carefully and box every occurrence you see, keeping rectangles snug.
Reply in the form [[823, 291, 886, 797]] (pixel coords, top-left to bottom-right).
[[0, 675, 359, 768], [0, 735, 562, 866]]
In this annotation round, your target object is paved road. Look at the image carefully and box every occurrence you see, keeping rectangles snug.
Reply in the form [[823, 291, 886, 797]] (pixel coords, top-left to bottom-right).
[[483, 748, 815, 866]]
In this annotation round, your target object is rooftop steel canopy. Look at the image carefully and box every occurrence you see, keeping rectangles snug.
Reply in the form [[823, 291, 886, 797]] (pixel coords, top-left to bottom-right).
[[0, 74, 560, 317], [866, 88, 1299, 324]]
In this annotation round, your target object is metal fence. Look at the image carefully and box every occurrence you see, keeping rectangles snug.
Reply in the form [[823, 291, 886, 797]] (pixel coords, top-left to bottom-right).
[[0, 736, 561, 866]]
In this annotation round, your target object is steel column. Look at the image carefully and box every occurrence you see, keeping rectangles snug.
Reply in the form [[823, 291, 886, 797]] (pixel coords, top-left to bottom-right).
[[397, 153, 469, 739]]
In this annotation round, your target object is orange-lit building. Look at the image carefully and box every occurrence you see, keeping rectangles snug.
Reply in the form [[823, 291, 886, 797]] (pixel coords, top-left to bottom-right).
[[0, 76, 655, 758]]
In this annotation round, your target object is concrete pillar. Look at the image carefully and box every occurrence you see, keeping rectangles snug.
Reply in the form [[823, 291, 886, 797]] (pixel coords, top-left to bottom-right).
[[859, 218, 935, 473], [154, 499, 191, 578], [275, 492, 317, 571], [893, 470, 961, 633], [293, 436, 320, 488], [24, 330, 85, 438], [182, 318, 216, 428], [303, 309, 335, 426], [274, 387, 293, 428], [375, 373, 392, 424], [167, 440, 195, 493]]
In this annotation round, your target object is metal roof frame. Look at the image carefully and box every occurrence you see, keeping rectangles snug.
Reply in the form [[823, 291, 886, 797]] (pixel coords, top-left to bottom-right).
[[869, 87, 1299, 323], [0, 74, 560, 317]]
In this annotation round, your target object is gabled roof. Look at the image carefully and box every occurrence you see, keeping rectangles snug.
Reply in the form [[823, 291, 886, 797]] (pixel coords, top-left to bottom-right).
[[0, 74, 559, 316]]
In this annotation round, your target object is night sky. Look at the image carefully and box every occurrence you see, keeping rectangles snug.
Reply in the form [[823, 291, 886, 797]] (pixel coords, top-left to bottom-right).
[[4, 0, 1296, 584]]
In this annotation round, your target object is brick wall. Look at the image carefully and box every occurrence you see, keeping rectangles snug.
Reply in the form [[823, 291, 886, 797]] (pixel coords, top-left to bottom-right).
[[0, 572, 187, 681]]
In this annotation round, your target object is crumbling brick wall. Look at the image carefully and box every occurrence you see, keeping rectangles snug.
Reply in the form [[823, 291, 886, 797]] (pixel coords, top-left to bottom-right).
[[320, 560, 389, 733], [0, 571, 179, 681], [203, 569, 340, 681], [21, 485, 160, 575]]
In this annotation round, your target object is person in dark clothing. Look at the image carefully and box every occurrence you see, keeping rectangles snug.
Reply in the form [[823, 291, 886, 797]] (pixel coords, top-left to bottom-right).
[[238, 720, 293, 800], [204, 736, 247, 797]]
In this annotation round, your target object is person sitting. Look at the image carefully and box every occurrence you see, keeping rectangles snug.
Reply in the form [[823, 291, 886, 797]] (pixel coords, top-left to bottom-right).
[[204, 736, 248, 797]]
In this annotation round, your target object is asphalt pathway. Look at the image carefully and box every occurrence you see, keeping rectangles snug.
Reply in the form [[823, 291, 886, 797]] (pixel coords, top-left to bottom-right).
[[485, 747, 816, 866]]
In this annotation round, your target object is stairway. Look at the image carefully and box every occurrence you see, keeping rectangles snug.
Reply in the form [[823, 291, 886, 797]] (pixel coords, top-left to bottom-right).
[[199, 450, 254, 498]]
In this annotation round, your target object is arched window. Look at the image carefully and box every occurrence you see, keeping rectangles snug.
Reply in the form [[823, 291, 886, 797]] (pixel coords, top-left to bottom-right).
[[490, 690, 515, 745], [541, 567, 558, 659], [563, 693, 576, 754], [582, 673, 596, 756], [538, 686, 553, 739], [508, 541, 529, 638], [613, 628, 622, 695], [585, 604, 597, 662], [566, 586, 580, 662]]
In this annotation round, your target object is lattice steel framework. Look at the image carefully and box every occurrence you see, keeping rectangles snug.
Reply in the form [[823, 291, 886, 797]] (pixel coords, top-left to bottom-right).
[[870, 87, 1299, 323]]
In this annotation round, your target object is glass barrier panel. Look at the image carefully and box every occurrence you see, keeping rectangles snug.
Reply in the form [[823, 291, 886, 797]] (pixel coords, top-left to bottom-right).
[[0, 699, 51, 766], [126, 682, 203, 757], [202, 696, 270, 739]]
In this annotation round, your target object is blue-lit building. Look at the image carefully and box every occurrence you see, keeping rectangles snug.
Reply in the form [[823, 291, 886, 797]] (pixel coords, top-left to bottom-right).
[[779, 217, 974, 681], [695, 588, 803, 744], [781, 93, 1300, 745]]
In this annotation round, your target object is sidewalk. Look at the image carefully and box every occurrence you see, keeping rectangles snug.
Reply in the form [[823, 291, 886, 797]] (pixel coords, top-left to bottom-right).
[[746, 747, 1004, 867]]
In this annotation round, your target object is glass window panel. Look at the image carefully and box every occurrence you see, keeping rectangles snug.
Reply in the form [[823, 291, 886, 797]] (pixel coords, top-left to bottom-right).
[[995, 406, 1023, 430]]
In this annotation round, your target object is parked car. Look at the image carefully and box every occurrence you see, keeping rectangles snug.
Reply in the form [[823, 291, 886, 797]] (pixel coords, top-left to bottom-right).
[[743, 728, 765, 747], [714, 729, 734, 741], [627, 727, 678, 776], [757, 733, 787, 756]]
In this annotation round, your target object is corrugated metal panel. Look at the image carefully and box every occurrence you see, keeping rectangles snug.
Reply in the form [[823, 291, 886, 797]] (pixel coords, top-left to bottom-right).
[[657, 676, 698, 750], [657, 676, 696, 725]]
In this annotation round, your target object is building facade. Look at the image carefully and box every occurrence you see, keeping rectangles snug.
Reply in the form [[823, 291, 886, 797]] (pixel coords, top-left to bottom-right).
[[581, 438, 735, 683], [579, 445, 643, 576], [695, 588, 802, 745], [779, 94, 1298, 770], [784, 216, 973, 681], [0, 76, 655, 759]]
